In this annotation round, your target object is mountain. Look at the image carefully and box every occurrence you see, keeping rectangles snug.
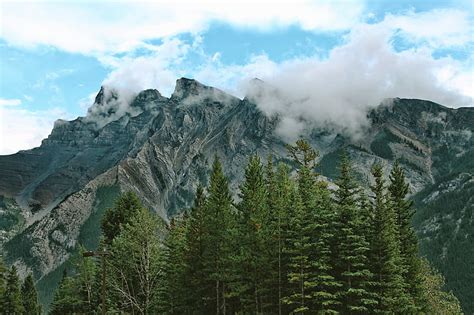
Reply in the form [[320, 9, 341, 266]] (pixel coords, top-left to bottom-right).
[[0, 78, 473, 311]]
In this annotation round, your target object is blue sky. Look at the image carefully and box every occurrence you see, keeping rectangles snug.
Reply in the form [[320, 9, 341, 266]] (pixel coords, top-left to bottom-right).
[[0, 0, 473, 154]]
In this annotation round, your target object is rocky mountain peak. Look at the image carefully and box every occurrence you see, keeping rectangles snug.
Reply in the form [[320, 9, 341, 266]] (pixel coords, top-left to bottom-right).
[[171, 77, 210, 100]]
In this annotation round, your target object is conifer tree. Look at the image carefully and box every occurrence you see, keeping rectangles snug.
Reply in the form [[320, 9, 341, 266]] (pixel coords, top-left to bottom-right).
[[201, 155, 235, 314], [369, 164, 408, 312], [50, 270, 82, 315], [388, 161, 423, 310], [101, 191, 143, 244], [158, 217, 189, 314], [0, 256, 6, 303], [284, 140, 339, 313], [3, 266, 24, 315], [21, 274, 41, 315], [333, 152, 376, 313], [183, 185, 208, 311], [234, 155, 268, 313], [265, 161, 293, 315]]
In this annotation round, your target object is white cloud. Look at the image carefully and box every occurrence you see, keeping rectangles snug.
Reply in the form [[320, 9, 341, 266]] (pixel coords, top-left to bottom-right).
[[0, 106, 70, 155], [191, 22, 472, 140], [384, 9, 473, 47], [0, 0, 365, 55], [0, 98, 22, 106]]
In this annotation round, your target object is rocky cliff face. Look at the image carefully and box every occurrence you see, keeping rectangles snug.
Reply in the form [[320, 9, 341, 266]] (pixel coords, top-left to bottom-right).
[[0, 78, 473, 311]]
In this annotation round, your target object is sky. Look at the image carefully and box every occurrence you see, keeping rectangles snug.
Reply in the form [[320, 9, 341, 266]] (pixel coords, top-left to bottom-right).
[[0, 0, 473, 154]]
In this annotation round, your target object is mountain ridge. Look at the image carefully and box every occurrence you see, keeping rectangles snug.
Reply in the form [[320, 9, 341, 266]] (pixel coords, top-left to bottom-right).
[[0, 78, 473, 311]]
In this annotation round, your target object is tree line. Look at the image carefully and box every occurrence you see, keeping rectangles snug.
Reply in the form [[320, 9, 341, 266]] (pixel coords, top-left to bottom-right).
[[1, 140, 463, 314]]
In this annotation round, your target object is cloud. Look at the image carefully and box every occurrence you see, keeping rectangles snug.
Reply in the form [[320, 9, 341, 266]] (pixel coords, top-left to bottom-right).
[[0, 106, 70, 155], [383, 9, 473, 47], [0, 1, 365, 55], [193, 22, 472, 140], [0, 98, 22, 106]]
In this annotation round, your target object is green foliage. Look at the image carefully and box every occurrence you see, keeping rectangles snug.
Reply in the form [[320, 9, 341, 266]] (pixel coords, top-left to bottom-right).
[[35, 141, 464, 314], [49, 271, 82, 315], [101, 191, 143, 244], [3, 265, 24, 314], [370, 129, 399, 160], [21, 274, 41, 315], [419, 258, 463, 314], [108, 206, 162, 314], [79, 185, 120, 249]]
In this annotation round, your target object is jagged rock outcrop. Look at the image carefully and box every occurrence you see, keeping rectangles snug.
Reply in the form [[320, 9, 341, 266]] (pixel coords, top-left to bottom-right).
[[0, 78, 473, 311]]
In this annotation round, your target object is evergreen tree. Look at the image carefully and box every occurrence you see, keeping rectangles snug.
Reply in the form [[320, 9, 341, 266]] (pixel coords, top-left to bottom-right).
[[101, 191, 143, 244], [2, 266, 24, 315], [265, 161, 293, 315], [50, 270, 82, 315], [333, 153, 376, 313], [284, 140, 339, 313], [388, 160, 423, 310], [0, 256, 6, 304], [21, 274, 41, 315], [183, 185, 208, 312], [201, 155, 235, 314], [369, 164, 408, 313], [157, 216, 189, 314], [234, 155, 268, 313]]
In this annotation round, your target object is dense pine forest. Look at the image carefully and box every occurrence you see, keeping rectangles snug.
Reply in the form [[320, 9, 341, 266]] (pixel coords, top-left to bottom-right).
[[0, 140, 463, 314]]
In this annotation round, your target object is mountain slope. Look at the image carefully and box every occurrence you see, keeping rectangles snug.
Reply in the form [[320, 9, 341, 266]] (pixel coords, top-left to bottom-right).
[[0, 78, 473, 311]]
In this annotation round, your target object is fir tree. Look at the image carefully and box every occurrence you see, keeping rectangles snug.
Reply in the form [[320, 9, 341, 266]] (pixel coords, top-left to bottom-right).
[[369, 164, 408, 313], [0, 256, 6, 304], [284, 140, 339, 313], [265, 162, 293, 315], [201, 155, 235, 314], [21, 274, 41, 315], [234, 155, 268, 313], [3, 266, 24, 315], [101, 191, 143, 244], [158, 217, 189, 314], [333, 153, 376, 313], [388, 160, 423, 310], [50, 270, 82, 315], [183, 185, 208, 311]]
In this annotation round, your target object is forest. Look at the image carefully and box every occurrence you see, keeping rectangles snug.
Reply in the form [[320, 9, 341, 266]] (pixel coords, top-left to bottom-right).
[[0, 140, 462, 314]]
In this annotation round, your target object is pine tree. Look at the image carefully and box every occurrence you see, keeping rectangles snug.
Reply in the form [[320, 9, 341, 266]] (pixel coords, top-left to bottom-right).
[[333, 152, 376, 313], [388, 160, 423, 310], [101, 191, 143, 244], [183, 185, 208, 312], [369, 164, 408, 313], [158, 216, 189, 313], [201, 155, 235, 314], [21, 274, 41, 315], [2, 266, 24, 315], [234, 155, 268, 313], [284, 140, 339, 313], [265, 161, 293, 315], [50, 270, 82, 315], [0, 256, 6, 304]]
